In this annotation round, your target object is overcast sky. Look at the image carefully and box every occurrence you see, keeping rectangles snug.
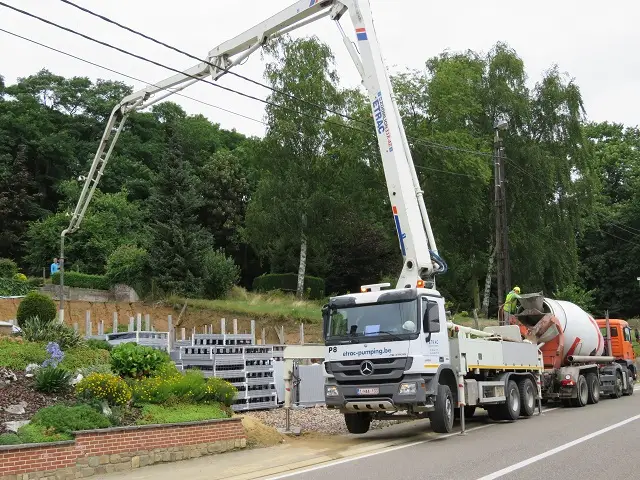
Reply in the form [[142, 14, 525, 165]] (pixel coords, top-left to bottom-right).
[[1, 0, 637, 138]]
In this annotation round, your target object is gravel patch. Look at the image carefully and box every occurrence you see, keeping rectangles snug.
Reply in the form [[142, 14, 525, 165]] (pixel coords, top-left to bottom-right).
[[245, 405, 403, 435]]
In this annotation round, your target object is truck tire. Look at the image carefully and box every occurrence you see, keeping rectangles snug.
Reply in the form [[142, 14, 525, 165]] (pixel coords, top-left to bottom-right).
[[610, 371, 623, 399], [344, 413, 371, 434], [429, 384, 454, 433], [570, 375, 588, 407], [518, 377, 536, 417], [489, 380, 520, 421], [623, 368, 634, 396], [586, 372, 600, 404]]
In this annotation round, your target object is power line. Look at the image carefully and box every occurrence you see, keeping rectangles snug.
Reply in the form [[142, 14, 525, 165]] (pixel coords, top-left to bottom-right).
[[0, 1, 376, 138], [2, 1, 507, 163], [0, 28, 267, 126], [57, 0, 366, 128], [56, 0, 503, 162], [2, 26, 492, 186]]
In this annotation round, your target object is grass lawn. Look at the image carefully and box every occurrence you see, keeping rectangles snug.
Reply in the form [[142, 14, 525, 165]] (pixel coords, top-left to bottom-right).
[[172, 288, 324, 324], [136, 403, 229, 425]]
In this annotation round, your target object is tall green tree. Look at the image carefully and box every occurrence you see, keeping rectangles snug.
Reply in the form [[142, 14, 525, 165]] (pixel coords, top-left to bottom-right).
[[147, 130, 211, 296], [0, 144, 43, 260], [246, 36, 344, 297]]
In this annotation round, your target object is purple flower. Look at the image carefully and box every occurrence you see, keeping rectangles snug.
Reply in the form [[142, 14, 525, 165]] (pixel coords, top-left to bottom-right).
[[42, 342, 64, 368]]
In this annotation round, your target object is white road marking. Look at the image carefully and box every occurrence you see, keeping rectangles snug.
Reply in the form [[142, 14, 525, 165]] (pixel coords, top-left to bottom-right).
[[475, 412, 640, 480]]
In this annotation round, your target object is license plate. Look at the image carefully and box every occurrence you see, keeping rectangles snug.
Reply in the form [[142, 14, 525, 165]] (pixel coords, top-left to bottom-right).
[[357, 388, 379, 395]]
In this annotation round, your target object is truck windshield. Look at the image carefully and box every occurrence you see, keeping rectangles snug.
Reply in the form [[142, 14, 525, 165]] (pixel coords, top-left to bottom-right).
[[325, 299, 419, 345]]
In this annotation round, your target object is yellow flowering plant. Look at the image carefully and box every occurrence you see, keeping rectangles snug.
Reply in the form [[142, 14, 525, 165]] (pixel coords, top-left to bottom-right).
[[75, 372, 132, 406]]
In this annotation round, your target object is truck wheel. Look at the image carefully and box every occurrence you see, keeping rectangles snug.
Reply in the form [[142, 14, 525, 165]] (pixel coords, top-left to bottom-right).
[[586, 372, 600, 404], [344, 413, 371, 434], [570, 375, 588, 407], [623, 368, 634, 396], [519, 378, 536, 417], [429, 384, 454, 433], [610, 371, 623, 399], [490, 380, 520, 421]]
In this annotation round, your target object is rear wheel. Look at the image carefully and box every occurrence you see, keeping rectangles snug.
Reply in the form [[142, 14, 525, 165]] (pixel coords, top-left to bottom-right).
[[519, 378, 536, 417], [586, 372, 600, 404], [570, 375, 588, 407], [429, 384, 454, 433], [610, 371, 623, 399], [344, 412, 371, 434], [490, 380, 520, 421]]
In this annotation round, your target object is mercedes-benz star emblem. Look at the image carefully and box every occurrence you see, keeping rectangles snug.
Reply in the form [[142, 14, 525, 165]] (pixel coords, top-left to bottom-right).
[[360, 360, 374, 376]]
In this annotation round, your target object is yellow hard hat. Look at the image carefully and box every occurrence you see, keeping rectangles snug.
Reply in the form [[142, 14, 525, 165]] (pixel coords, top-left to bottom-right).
[[514, 286, 521, 294]]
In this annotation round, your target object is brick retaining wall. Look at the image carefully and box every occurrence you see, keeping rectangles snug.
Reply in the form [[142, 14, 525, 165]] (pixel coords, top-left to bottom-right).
[[0, 417, 245, 480]]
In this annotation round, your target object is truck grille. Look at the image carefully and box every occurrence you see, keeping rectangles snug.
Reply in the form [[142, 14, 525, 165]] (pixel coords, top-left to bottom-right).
[[328, 357, 411, 384]]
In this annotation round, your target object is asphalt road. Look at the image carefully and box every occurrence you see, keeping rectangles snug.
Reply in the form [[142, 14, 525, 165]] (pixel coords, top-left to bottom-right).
[[266, 386, 640, 480]]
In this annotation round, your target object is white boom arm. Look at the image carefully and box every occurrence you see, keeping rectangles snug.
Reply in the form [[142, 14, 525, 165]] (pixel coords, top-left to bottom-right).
[[65, 0, 446, 289]]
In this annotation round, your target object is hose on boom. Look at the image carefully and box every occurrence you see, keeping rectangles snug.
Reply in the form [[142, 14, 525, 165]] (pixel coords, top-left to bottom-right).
[[430, 250, 448, 275]]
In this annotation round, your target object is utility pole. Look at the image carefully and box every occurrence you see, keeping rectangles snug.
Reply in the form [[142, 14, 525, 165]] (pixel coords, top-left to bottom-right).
[[493, 119, 510, 325]]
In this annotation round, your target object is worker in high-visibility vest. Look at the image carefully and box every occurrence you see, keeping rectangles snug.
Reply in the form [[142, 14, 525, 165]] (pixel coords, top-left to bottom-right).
[[503, 286, 521, 324]]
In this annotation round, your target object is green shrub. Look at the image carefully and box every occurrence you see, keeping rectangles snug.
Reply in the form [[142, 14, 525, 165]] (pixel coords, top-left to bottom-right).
[[16, 291, 57, 326], [30, 404, 111, 435], [201, 249, 240, 299], [252, 273, 325, 299], [76, 373, 132, 406], [27, 277, 45, 287], [136, 403, 228, 425], [205, 377, 236, 407], [50, 271, 110, 291], [34, 366, 72, 394], [0, 338, 47, 370], [0, 278, 34, 296], [16, 423, 72, 443], [132, 375, 174, 405], [0, 433, 23, 445], [86, 339, 113, 351], [61, 346, 110, 371], [165, 370, 208, 402], [131, 370, 236, 407], [0, 258, 18, 278], [110, 343, 171, 378], [21, 317, 83, 350], [105, 245, 150, 293], [77, 363, 112, 377]]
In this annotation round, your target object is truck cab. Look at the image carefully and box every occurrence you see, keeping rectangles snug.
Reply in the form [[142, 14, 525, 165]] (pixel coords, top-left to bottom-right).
[[322, 285, 450, 420], [597, 318, 637, 381]]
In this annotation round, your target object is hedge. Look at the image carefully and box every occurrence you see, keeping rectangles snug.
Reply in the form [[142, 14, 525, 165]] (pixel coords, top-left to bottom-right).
[[0, 278, 36, 297], [252, 273, 325, 299], [50, 271, 110, 291]]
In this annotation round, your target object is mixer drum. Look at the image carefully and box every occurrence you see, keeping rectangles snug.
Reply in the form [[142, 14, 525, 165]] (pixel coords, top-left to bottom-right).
[[516, 294, 604, 363]]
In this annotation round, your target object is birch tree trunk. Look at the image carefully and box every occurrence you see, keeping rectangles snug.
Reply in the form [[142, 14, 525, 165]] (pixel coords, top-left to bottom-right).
[[481, 243, 496, 317], [296, 214, 308, 299]]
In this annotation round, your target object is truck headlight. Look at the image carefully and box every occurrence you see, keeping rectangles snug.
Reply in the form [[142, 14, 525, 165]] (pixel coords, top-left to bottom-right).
[[399, 383, 417, 395], [325, 386, 339, 397]]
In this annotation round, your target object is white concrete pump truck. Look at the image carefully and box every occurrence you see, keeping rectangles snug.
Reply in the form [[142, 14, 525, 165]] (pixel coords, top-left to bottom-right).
[[64, 0, 622, 437]]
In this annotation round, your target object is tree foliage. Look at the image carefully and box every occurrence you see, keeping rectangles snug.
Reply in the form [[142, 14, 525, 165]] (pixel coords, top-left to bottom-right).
[[0, 39, 634, 314]]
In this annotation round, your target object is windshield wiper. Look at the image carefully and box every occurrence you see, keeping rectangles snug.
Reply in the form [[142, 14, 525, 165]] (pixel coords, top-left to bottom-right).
[[369, 330, 405, 341]]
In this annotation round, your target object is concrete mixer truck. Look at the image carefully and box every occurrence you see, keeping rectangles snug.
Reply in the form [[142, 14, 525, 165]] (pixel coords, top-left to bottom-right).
[[511, 293, 635, 407]]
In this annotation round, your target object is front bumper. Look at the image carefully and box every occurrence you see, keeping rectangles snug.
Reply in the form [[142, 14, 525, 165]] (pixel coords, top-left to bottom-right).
[[324, 374, 430, 412]]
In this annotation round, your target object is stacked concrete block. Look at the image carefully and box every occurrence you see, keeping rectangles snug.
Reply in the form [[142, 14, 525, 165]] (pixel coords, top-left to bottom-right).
[[179, 333, 277, 411]]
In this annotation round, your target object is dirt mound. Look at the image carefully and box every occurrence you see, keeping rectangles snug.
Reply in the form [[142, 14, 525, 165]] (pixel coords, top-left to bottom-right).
[[240, 415, 285, 447]]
